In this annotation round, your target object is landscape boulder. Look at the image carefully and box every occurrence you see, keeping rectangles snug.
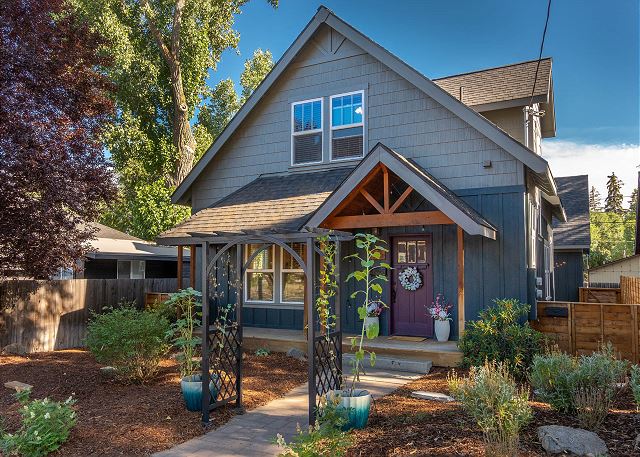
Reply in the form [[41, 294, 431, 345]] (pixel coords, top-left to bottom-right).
[[286, 347, 307, 361], [2, 343, 27, 356], [537, 425, 607, 456]]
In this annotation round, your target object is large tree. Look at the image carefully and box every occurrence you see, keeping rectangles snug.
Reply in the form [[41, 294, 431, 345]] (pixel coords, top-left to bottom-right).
[[605, 172, 624, 214], [0, 0, 116, 278], [589, 186, 602, 212], [72, 0, 276, 240]]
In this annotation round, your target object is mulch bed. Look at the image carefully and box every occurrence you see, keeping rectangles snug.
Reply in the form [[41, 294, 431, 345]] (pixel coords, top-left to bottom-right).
[[347, 367, 640, 456], [0, 350, 307, 456]]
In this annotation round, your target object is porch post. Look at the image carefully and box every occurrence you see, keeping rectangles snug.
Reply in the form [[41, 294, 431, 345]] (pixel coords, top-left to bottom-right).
[[306, 237, 316, 425], [177, 245, 183, 290], [200, 241, 210, 423], [235, 244, 243, 410], [457, 226, 465, 337], [190, 244, 197, 288]]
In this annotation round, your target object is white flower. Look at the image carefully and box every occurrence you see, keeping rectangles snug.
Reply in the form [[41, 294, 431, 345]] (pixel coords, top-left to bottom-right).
[[30, 411, 35, 418], [44, 412, 50, 420], [438, 310, 448, 320]]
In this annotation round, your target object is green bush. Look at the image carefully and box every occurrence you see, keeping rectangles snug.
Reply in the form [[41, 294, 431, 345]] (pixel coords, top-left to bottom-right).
[[631, 365, 640, 408], [448, 360, 531, 457], [458, 298, 545, 379], [86, 305, 171, 383], [529, 350, 578, 413], [0, 389, 76, 457]]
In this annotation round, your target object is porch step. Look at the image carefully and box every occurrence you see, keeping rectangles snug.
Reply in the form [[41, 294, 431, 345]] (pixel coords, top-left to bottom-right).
[[343, 353, 432, 374]]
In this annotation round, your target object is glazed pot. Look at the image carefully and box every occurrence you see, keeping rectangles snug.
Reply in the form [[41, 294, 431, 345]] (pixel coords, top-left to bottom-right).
[[329, 389, 372, 430], [180, 374, 219, 412], [434, 319, 450, 342], [364, 316, 379, 333]]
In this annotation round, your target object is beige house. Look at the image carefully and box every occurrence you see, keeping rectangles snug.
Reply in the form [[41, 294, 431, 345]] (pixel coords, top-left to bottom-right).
[[589, 254, 640, 287]]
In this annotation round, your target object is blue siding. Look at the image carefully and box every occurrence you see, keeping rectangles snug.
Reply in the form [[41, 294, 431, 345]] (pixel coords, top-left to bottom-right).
[[554, 251, 584, 301], [243, 307, 303, 329]]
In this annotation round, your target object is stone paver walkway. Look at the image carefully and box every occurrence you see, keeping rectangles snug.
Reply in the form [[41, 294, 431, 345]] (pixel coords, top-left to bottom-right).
[[153, 368, 421, 457]]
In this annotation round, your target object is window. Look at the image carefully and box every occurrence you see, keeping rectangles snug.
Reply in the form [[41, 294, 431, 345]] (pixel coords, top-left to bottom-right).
[[117, 260, 145, 279], [244, 244, 274, 302], [543, 241, 551, 300], [291, 98, 323, 165], [396, 240, 427, 264], [281, 243, 306, 304], [330, 91, 364, 161]]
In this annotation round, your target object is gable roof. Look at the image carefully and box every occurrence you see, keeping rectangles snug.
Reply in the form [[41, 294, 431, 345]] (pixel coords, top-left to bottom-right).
[[307, 143, 497, 239], [172, 5, 559, 206], [552, 175, 590, 250], [159, 168, 351, 240], [85, 223, 187, 260], [588, 254, 640, 272]]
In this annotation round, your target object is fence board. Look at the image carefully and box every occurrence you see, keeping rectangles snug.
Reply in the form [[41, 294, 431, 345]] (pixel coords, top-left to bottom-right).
[[579, 287, 621, 304], [0, 278, 177, 352]]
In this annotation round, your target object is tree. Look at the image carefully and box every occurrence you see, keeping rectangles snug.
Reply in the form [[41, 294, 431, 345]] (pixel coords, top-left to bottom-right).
[[628, 188, 638, 216], [72, 1, 276, 240], [0, 0, 116, 278], [605, 172, 624, 214], [589, 211, 634, 268], [589, 186, 602, 212]]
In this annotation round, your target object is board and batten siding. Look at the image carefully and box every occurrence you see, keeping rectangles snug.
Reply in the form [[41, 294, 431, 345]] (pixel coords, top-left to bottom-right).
[[190, 24, 524, 212]]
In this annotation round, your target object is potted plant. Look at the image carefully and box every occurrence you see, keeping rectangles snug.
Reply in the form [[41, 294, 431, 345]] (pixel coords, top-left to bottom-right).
[[166, 288, 218, 412], [426, 293, 452, 342], [330, 233, 390, 430], [364, 301, 384, 336]]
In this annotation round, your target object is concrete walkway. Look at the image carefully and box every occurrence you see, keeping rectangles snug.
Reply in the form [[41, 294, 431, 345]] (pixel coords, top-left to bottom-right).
[[153, 369, 421, 457]]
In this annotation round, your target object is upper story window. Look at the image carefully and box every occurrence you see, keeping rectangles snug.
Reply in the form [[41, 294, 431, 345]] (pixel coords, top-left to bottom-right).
[[291, 98, 323, 165], [330, 91, 364, 161]]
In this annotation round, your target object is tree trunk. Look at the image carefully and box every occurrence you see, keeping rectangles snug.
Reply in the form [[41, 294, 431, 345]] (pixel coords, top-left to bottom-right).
[[169, 62, 196, 187]]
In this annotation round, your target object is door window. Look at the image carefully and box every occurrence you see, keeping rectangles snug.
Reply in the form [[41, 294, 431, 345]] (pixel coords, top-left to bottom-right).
[[396, 239, 428, 264]]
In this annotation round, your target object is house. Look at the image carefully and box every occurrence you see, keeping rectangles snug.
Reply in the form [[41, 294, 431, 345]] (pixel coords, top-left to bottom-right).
[[157, 6, 573, 340], [53, 223, 190, 282], [589, 254, 640, 288], [552, 175, 590, 301]]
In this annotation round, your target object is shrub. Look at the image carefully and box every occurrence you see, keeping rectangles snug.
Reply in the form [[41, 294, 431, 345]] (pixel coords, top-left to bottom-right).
[[255, 347, 270, 357], [448, 360, 531, 457], [0, 389, 76, 457], [529, 350, 578, 413], [86, 305, 171, 383], [166, 288, 202, 378], [458, 298, 545, 379], [631, 365, 640, 409]]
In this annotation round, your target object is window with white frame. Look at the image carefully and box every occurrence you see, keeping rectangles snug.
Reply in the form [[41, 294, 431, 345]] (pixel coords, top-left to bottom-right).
[[244, 244, 274, 303], [281, 243, 305, 304], [291, 98, 323, 165], [543, 241, 552, 300], [117, 260, 145, 279], [330, 91, 364, 161]]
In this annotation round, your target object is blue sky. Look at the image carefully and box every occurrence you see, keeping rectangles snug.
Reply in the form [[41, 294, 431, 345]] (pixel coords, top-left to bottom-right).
[[207, 0, 639, 196]]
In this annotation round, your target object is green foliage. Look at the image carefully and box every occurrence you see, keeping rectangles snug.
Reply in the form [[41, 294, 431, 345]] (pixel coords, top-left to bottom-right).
[[530, 344, 628, 418], [344, 233, 390, 394], [275, 396, 352, 457], [448, 361, 531, 457], [589, 210, 636, 269], [605, 172, 624, 214], [458, 298, 545, 379], [631, 365, 640, 408], [0, 389, 76, 457], [86, 305, 171, 383], [166, 288, 203, 378], [255, 347, 270, 357], [316, 234, 339, 335], [589, 186, 602, 212]]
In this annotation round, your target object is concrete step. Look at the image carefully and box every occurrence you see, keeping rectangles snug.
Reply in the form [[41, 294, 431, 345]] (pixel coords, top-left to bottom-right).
[[343, 353, 432, 374]]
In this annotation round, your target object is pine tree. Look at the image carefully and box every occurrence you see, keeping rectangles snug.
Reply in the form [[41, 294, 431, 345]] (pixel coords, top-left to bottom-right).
[[589, 186, 602, 211], [605, 172, 624, 214], [628, 188, 638, 215]]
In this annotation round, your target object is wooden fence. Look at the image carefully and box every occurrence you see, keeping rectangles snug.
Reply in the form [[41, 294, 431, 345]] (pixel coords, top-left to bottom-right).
[[532, 301, 640, 363], [0, 278, 177, 352], [578, 287, 621, 304]]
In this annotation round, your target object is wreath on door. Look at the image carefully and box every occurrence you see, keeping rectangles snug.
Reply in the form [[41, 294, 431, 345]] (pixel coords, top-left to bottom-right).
[[398, 266, 422, 291]]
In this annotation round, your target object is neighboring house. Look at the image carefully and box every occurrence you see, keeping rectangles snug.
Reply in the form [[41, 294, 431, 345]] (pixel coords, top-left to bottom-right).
[[53, 223, 189, 281], [589, 254, 640, 288], [552, 175, 590, 301], [157, 6, 573, 340]]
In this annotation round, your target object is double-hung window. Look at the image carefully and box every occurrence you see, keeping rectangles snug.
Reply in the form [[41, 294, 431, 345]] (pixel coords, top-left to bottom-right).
[[291, 98, 323, 165], [330, 91, 364, 161], [245, 244, 274, 303], [117, 260, 145, 279], [280, 243, 305, 304]]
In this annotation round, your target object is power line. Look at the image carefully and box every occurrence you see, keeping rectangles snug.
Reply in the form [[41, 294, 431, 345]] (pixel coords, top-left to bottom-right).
[[529, 0, 552, 107]]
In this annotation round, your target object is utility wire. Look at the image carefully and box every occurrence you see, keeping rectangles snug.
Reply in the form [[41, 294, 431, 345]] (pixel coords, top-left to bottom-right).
[[529, 0, 552, 107]]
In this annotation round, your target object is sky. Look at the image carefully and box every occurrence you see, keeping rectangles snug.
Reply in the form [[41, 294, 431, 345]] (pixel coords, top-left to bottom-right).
[[208, 0, 639, 200]]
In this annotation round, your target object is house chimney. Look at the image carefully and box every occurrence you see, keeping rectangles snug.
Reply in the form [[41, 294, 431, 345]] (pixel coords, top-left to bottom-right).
[[459, 86, 464, 102], [635, 171, 640, 255]]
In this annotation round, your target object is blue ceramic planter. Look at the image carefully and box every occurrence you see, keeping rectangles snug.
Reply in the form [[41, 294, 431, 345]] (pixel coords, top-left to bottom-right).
[[181, 374, 219, 412], [331, 389, 372, 430]]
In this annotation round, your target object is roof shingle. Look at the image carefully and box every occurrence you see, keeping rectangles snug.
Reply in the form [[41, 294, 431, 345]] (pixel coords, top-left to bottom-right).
[[553, 175, 590, 249]]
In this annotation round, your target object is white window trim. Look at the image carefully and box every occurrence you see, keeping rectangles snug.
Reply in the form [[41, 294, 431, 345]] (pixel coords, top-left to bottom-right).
[[244, 245, 275, 304], [279, 245, 304, 305], [291, 97, 324, 167], [329, 90, 365, 162], [117, 260, 146, 279]]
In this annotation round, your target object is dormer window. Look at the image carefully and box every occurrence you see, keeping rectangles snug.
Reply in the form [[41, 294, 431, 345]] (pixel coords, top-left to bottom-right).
[[291, 98, 323, 165], [330, 91, 364, 161]]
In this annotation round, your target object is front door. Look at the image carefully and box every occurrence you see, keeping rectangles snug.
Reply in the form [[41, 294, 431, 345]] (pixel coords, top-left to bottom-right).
[[391, 236, 433, 337]]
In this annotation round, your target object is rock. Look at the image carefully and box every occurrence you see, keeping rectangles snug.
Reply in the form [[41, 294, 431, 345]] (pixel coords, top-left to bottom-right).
[[2, 343, 27, 356], [286, 347, 307, 361], [410, 391, 454, 402], [100, 366, 118, 378], [4, 381, 33, 392], [538, 425, 608, 456], [242, 352, 248, 360]]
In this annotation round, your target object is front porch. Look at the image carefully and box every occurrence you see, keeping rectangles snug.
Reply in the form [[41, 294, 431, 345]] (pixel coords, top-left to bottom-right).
[[242, 327, 462, 368]]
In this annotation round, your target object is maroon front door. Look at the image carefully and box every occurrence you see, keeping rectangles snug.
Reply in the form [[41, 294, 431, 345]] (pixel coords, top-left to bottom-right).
[[391, 236, 433, 337]]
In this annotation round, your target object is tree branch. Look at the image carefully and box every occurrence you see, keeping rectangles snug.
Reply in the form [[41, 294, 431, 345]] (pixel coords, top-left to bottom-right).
[[139, 0, 174, 67], [171, 0, 185, 59]]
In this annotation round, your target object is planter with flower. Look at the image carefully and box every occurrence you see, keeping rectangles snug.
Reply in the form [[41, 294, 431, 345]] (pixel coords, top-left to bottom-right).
[[427, 293, 453, 342], [329, 233, 390, 430]]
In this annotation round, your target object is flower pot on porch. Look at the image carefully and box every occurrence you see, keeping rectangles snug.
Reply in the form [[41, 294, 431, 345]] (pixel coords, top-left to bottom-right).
[[364, 316, 379, 335], [180, 374, 219, 412], [434, 320, 450, 342], [329, 389, 372, 430]]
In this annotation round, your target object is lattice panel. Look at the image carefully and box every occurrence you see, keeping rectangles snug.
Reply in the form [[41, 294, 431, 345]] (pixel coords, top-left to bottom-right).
[[313, 331, 342, 407], [207, 325, 241, 410]]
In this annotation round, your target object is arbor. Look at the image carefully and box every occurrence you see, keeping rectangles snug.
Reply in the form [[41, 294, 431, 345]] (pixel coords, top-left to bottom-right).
[[72, 0, 276, 239], [605, 172, 624, 214], [0, 0, 116, 278], [589, 186, 602, 212]]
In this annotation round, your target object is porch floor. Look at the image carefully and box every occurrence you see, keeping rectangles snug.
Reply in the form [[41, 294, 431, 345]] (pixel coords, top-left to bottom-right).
[[243, 327, 462, 367]]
